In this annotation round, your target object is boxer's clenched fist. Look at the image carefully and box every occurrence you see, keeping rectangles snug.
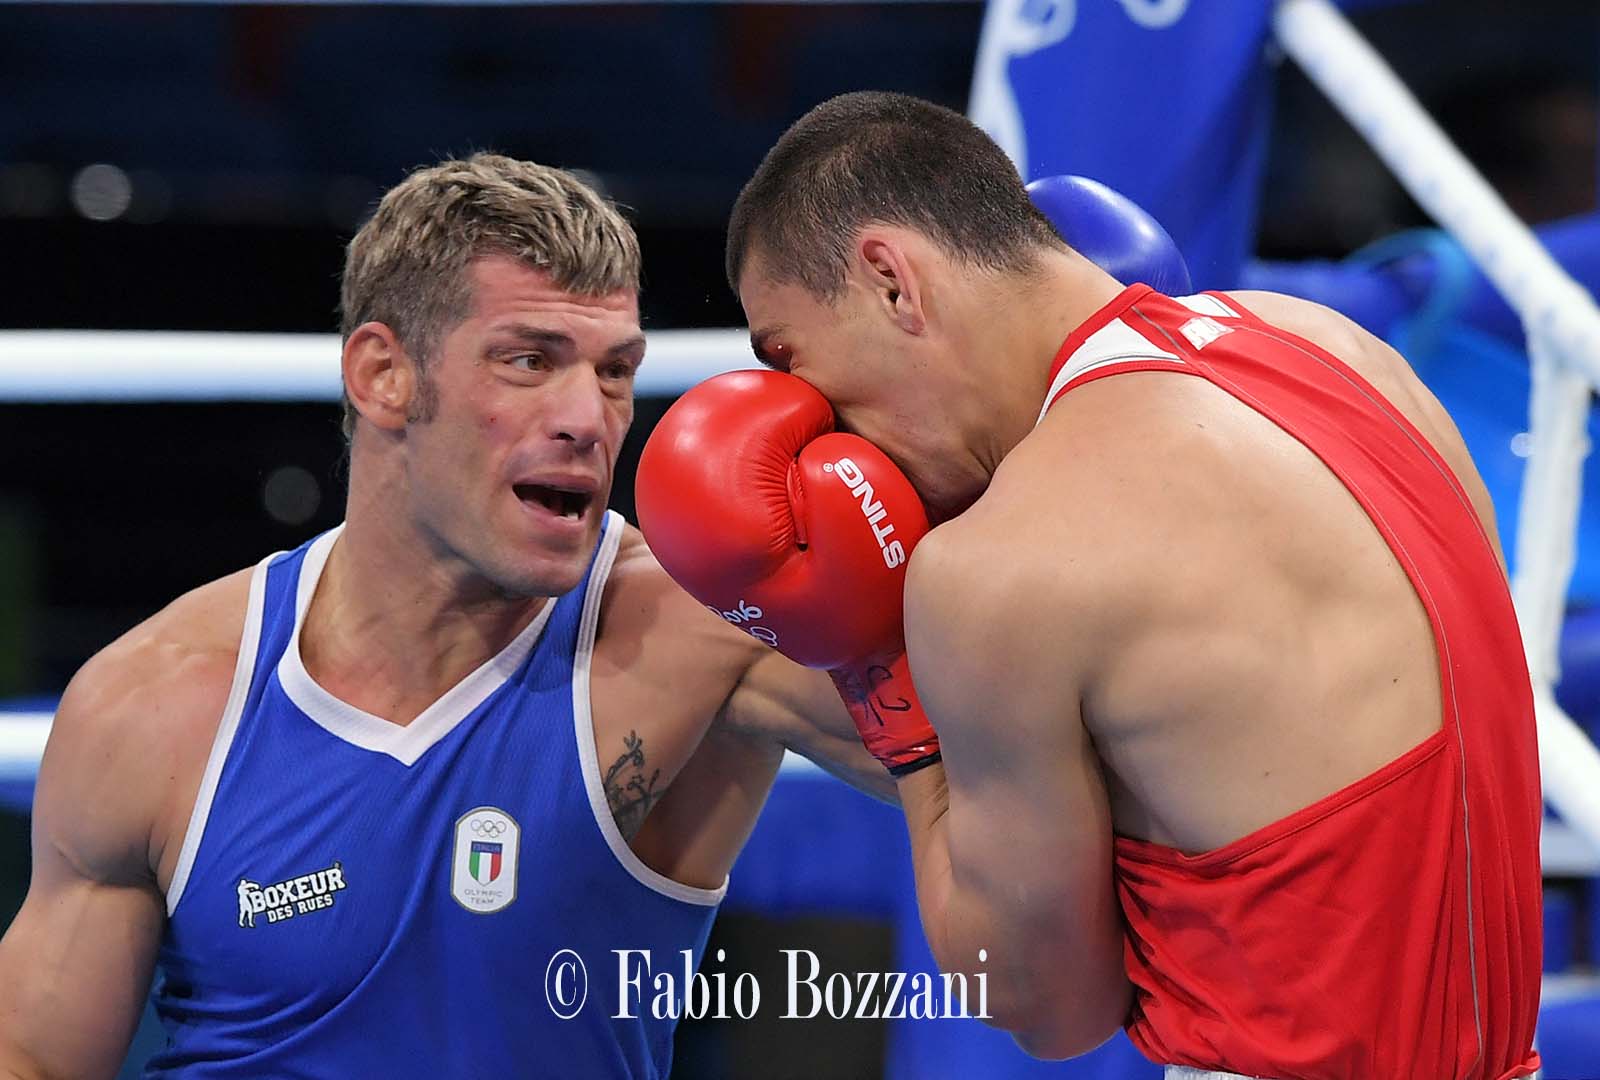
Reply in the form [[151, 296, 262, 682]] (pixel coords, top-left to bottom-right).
[[636, 370, 940, 775]]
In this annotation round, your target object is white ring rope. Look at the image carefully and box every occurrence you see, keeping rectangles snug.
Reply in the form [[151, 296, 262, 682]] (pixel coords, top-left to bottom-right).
[[1274, 0, 1600, 864], [3, 7, 1599, 870], [0, 328, 758, 402], [1, 318, 1595, 867], [0, 714, 53, 784]]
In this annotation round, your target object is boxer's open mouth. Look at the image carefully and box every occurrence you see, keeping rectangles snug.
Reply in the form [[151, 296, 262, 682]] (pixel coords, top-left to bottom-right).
[[514, 484, 592, 520]]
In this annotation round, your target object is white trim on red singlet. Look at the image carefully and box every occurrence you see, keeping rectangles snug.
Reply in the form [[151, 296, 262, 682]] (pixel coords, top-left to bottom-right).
[[1035, 317, 1183, 426]]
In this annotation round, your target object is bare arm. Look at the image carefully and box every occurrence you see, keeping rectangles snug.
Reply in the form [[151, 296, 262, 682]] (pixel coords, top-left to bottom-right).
[[0, 655, 171, 1078], [719, 649, 898, 804], [617, 527, 896, 803], [894, 523, 1130, 1059], [634, 634, 899, 891], [604, 532, 894, 891], [0, 569, 243, 1079], [628, 617, 898, 890]]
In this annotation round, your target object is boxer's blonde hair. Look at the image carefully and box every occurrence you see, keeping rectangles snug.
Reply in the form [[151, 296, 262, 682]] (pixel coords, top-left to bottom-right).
[[339, 153, 641, 439]]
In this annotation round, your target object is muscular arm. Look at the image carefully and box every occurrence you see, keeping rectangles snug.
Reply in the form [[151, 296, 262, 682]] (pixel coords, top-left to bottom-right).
[[634, 634, 897, 891], [0, 573, 241, 1079], [894, 521, 1130, 1059], [605, 534, 893, 891], [719, 649, 898, 803], [0, 657, 171, 1078], [616, 529, 896, 803]]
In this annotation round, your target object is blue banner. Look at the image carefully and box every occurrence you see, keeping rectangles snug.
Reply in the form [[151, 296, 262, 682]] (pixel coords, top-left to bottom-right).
[[968, 1, 1435, 288], [970, 0, 1278, 289]]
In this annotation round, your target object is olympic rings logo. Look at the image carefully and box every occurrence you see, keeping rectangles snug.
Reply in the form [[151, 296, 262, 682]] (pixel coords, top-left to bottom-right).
[[470, 819, 507, 837]]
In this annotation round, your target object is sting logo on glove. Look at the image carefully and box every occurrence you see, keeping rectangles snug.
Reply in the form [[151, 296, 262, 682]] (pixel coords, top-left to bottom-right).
[[636, 369, 942, 775], [824, 458, 907, 569]]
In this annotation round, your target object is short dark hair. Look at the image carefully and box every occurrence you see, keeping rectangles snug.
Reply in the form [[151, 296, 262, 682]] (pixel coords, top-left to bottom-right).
[[726, 92, 1064, 300]]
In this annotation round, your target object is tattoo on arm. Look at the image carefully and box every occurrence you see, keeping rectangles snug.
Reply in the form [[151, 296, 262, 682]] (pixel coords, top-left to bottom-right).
[[603, 730, 662, 841]]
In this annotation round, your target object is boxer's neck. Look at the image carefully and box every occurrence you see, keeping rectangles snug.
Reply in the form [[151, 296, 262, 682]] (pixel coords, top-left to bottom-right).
[[960, 251, 1124, 472], [310, 457, 547, 718], [1021, 249, 1126, 400]]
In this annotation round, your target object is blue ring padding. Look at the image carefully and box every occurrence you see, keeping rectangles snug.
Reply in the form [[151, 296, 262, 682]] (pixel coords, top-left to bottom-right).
[[1545, 890, 1576, 975], [722, 773, 904, 920], [0, 782, 31, 816], [1537, 989, 1600, 1077], [1240, 211, 1600, 345], [1558, 610, 1600, 734], [1344, 229, 1478, 361]]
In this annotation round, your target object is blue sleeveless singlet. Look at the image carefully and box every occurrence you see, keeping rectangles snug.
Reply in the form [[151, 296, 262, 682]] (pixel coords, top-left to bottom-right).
[[148, 512, 722, 1078]]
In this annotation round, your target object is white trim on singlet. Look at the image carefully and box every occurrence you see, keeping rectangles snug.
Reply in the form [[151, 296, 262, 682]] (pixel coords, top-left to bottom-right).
[[1172, 292, 1241, 318], [166, 550, 277, 916], [1036, 317, 1183, 426], [276, 525, 557, 766], [572, 512, 728, 907]]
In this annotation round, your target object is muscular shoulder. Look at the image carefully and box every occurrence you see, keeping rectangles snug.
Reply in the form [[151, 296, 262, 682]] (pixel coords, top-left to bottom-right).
[[1224, 288, 1504, 561], [982, 377, 1200, 590], [1224, 290, 1375, 363], [604, 526, 767, 659], [71, 566, 253, 740], [1225, 288, 1448, 417], [38, 566, 255, 884], [911, 373, 1225, 687], [905, 488, 1114, 733], [603, 527, 704, 616]]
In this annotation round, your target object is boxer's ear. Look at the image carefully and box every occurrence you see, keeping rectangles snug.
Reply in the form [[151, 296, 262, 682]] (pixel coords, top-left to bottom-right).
[[343, 322, 420, 434], [856, 231, 927, 337]]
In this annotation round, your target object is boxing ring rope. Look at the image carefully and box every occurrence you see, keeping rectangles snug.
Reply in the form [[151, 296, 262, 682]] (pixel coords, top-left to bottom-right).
[[0, 713, 51, 784], [0, 328, 759, 401], [2, 322, 1598, 874], [2, 0, 1600, 877], [1274, 0, 1600, 870]]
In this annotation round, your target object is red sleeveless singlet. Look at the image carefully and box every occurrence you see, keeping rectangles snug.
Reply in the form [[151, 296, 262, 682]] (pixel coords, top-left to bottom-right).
[[1040, 286, 1542, 1080]]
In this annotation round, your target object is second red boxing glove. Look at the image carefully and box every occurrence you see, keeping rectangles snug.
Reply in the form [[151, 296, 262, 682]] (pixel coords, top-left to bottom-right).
[[635, 369, 940, 775]]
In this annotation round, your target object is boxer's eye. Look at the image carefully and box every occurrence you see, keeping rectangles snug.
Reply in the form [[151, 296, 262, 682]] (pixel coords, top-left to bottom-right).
[[755, 341, 791, 373], [750, 326, 796, 373]]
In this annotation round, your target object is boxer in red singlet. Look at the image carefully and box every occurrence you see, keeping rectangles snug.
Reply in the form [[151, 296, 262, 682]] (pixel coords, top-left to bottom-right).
[[639, 92, 1543, 1079]]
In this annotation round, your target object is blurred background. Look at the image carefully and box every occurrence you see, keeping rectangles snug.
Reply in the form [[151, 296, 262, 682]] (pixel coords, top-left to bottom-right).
[[1, 0, 1598, 1076]]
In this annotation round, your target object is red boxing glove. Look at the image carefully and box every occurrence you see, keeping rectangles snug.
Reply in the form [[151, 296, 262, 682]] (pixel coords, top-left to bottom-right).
[[636, 370, 941, 776]]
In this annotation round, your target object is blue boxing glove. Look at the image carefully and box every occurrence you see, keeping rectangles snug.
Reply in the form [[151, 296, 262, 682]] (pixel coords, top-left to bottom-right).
[[1027, 175, 1192, 296]]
